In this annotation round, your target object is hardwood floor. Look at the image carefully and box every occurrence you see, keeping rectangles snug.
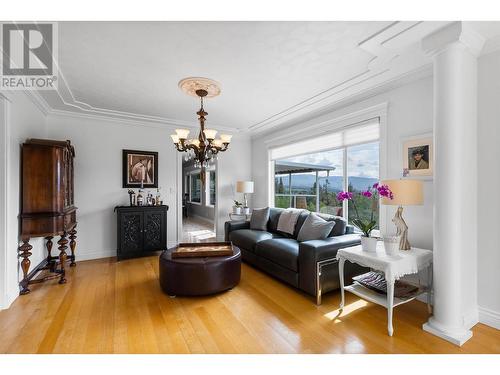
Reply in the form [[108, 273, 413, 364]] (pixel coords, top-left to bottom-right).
[[0, 256, 498, 354]]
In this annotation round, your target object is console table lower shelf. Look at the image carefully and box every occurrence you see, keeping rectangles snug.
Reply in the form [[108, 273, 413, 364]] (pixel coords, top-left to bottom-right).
[[336, 244, 433, 337]]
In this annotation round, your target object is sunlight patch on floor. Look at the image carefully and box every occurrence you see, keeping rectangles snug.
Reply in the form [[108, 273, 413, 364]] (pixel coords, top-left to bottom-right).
[[323, 299, 369, 323]]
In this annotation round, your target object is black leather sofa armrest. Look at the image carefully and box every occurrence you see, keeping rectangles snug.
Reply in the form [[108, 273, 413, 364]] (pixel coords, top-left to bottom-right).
[[298, 234, 361, 296], [224, 220, 251, 241]]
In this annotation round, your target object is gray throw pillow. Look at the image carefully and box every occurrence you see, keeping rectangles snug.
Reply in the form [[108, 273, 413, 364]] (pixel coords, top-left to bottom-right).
[[250, 207, 270, 231], [297, 213, 336, 242]]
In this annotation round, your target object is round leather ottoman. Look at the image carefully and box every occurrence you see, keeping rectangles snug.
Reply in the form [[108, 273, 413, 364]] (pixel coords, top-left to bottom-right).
[[159, 246, 241, 296]]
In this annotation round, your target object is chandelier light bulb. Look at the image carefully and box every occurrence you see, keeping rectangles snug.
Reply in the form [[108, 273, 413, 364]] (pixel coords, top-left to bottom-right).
[[170, 134, 180, 144], [190, 139, 200, 147], [212, 139, 223, 148], [220, 134, 232, 143], [175, 128, 190, 139], [203, 129, 218, 140]]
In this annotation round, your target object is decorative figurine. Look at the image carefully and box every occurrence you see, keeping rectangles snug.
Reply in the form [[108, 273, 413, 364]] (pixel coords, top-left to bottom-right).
[[392, 206, 410, 250], [127, 189, 136, 206], [137, 189, 144, 206], [156, 187, 161, 205]]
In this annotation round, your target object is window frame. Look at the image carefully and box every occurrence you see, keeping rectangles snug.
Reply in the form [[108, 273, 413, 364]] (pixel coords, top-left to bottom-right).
[[188, 171, 202, 205], [205, 169, 216, 207]]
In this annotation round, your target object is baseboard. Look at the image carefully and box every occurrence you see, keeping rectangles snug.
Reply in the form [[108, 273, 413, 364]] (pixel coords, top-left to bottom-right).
[[76, 249, 115, 261], [478, 306, 500, 330]]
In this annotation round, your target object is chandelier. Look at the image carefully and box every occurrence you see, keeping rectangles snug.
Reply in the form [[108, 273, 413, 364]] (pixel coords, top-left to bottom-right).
[[171, 77, 232, 172]]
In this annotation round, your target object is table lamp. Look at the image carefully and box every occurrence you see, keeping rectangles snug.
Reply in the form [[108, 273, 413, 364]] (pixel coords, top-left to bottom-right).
[[236, 181, 254, 207], [381, 179, 423, 250]]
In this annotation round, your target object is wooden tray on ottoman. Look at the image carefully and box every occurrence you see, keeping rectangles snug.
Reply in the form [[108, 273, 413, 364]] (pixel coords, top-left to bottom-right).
[[171, 242, 234, 258]]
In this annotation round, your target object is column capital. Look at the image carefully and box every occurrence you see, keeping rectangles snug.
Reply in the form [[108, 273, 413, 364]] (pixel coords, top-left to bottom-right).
[[422, 21, 485, 57]]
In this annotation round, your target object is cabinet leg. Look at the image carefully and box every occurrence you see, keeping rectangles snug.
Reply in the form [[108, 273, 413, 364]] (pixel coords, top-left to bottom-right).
[[69, 227, 77, 267], [45, 236, 55, 271], [387, 279, 394, 336], [19, 238, 32, 295], [58, 232, 68, 284]]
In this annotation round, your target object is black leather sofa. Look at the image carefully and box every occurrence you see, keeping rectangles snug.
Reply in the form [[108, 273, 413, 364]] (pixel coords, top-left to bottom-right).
[[225, 208, 368, 304]]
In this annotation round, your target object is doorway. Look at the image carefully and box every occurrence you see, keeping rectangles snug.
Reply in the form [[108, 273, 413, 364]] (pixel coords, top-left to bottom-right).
[[180, 159, 217, 243]]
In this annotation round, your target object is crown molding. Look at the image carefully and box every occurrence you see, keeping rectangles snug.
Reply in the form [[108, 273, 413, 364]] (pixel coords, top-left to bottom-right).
[[422, 21, 486, 57]]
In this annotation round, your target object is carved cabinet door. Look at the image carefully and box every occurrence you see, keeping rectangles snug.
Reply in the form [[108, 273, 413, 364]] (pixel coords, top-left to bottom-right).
[[143, 209, 166, 251], [120, 212, 143, 254]]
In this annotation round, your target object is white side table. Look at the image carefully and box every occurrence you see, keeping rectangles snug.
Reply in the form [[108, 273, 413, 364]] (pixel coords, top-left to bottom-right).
[[336, 243, 433, 336]]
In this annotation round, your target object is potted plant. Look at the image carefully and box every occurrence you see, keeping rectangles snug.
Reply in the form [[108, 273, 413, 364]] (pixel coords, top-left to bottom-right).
[[336, 183, 394, 252], [232, 200, 243, 214]]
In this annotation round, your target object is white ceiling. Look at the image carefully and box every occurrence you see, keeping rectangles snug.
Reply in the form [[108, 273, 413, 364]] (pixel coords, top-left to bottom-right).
[[38, 21, 500, 135]]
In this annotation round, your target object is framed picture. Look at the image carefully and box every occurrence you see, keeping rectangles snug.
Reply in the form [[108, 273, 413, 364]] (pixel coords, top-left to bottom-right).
[[402, 133, 433, 178], [122, 149, 158, 188]]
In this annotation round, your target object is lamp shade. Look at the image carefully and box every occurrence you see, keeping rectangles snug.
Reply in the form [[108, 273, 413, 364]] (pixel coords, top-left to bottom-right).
[[381, 179, 423, 206], [236, 181, 254, 194]]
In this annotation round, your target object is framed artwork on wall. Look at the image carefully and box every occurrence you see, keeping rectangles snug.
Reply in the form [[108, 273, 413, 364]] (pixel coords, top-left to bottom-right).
[[122, 149, 159, 188], [402, 133, 433, 178]]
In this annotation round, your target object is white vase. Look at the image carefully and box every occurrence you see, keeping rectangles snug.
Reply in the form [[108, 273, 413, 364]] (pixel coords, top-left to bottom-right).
[[233, 206, 241, 214], [361, 236, 378, 252], [383, 234, 401, 255]]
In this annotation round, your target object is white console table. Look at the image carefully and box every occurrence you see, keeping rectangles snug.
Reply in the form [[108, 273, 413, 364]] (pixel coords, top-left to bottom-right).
[[336, 243, 433, 336]]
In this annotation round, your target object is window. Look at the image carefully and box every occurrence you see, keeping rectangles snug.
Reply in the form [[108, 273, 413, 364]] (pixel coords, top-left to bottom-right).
[[190, 173, 201, 203], [206, 170, 216, 206], [271, 119, 380, 227]]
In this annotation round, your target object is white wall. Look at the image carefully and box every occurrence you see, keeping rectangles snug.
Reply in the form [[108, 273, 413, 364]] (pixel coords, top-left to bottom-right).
[[1, 92, 48, 308], [216, 135, 252, 239], [252, 75, 434, 250], [46, 113, 252, 259], [477, 50, 500, 328]]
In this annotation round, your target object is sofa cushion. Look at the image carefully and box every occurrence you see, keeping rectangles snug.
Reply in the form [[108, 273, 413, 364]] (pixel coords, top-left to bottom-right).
[[255, 238, 299, 272], [297, 213, 336, 242], [229, 229, 281, 252], [250, 207, 270, 230], [267, 208, 283, 233], [316, 213, 347, 236]]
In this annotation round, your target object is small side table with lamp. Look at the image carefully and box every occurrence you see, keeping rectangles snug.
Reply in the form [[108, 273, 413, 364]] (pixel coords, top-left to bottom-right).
[[236, 181, 254, 214], [336, 178, 433, 336]]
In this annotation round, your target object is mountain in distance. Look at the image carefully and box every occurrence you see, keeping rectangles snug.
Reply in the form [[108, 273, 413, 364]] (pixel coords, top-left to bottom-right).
[[276, 175, 378, 192]]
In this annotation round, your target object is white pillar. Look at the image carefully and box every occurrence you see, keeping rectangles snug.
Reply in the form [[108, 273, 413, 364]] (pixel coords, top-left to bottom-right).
[[422, 22, 484, 346]]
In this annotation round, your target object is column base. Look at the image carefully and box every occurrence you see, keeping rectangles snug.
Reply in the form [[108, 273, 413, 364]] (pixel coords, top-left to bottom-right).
[[423, 317, 473, 346]]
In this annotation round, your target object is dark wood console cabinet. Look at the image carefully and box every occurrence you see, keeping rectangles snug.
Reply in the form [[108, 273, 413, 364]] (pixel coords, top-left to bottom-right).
[[115, 205, 168, 260], [19, 139, 77, 295]]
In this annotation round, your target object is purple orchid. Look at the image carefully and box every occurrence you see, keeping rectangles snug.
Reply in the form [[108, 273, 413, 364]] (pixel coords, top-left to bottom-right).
[[336, 191, 353, 201], [362, 190, 373, 198], [336, 182, 393, 237]]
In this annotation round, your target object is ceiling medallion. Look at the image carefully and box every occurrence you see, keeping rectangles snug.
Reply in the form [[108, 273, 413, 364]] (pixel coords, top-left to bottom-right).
[[171, 77, 231, 184], [178, 77, 221, 98]]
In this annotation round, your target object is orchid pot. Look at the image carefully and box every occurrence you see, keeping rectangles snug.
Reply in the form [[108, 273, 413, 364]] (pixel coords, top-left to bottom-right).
[[360, 236, 378, 252], [233, 200, 243, 214]]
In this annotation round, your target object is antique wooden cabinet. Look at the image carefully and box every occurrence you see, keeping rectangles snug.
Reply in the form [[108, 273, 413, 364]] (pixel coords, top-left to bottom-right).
[[19, 139, 77, 295], [115, 205, 168, 260]]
